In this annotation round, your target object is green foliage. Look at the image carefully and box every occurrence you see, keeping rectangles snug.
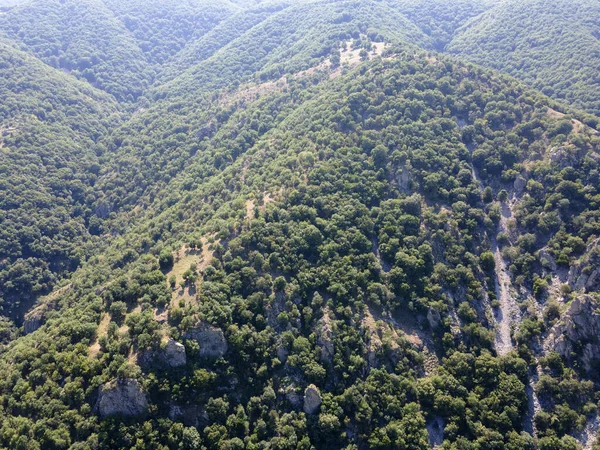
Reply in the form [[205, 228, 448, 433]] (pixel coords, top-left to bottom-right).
[[0, 1, 599, 448], [448, 0, 600, 115]]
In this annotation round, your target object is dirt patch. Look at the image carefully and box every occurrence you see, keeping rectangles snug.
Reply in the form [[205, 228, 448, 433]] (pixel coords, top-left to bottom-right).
[[219, 79, 286, 109], [547, 108, 589, 135], [246, 199, 256, 221], [89, 312, 111, 358], [164, 239, 216, 311]]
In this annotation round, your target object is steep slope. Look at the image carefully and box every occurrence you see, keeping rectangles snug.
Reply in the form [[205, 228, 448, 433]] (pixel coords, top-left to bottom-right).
[[0, 0, 152, 101], [94, 0, 433, 214], [1, 43, 599, 448], [161, 2, 291, 81], [101, 0, 237, 67], [447, 0, 600, 116], [388, 0, 492, 49], [0, 41, 122, 326]]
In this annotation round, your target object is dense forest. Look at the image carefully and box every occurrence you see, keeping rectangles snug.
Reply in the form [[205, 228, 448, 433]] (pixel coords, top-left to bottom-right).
[[1, 0, 600, 449]]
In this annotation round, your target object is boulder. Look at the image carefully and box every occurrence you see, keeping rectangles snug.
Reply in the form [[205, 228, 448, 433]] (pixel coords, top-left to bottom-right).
[[281, 384, 302, 409], [538, 249, 557, 271], [545, 296, 600, 372], [184, 322, 227, 358], [316, 311, 334, 364], [161, 339, 186, 367], [513, 175, 527, 196], [427, 307, 441, 329], [568, 239, 600, 292], [23, 301, 56, 334], [23, 309, 44, 334], [276, 344, 289, 363], [169, 404, 208, 427], [97, 379, 148, 417], [303, 384, 322, 415]]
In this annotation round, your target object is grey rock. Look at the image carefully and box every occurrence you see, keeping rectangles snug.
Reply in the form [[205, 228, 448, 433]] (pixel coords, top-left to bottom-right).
[[539, 249, 557, 271], [513, 175, 527, 196], [184, 322, 227, 358], [316, 310, 334, 364], [98, 379, 148, 417], [568, 239, 600, 292], [427, 307, 441, 329], [276, 344, 288, 363], [546, 296, 600, 372], [161, 339, 186, 367], [282, 385, 302, 409], [303, 384, 322, 415]]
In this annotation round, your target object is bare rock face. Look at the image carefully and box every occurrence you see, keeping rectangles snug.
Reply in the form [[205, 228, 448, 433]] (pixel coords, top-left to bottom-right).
[[549, 145, 582, 169], [316, 310, 334, 364], [161, 339, 187, 367], [538, 249, 557, 271], [138, 339, 187, 368], [184, 322, 227, 358], [568, 239, 600, 292], [169, 404, 209, 427], [427, 307, 441, 329], [546, 296, 600, 372], [281, 384, 302, 409], [23, 301, 55, 334], [303, 384, 322, 415], [513, 175, 527, 196], [98, 379, 148, 417], [23, 309, 45, 334]]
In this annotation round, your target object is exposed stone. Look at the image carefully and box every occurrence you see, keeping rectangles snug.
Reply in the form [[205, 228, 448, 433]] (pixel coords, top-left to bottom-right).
[[282, 384, 302, 409], [168, 404, 208, 427], [23, 300, 56, 334], [303, 384, 322, 415], [568, 239, 600, 292], [23, 308, 45, 334], [161, 339, 186, 367], [396, 165, 411, 192], [538, 249, 557, 271], [513, 175, 527, 196], [184, 322, 227, 358], [276, 344, 288, 363], [545, 295, 600, 372], [266, 292, 300, 330], [549, 146, 582, 169], [427, 307, 441, 329], [316, 310, 334, 364], [97, 379, 148, 417]]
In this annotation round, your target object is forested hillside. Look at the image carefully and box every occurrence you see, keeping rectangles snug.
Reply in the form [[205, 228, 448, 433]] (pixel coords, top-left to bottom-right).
[[1, 0, 600, 449], [0, 40, 121, 326], [447, 0, 600, 116]]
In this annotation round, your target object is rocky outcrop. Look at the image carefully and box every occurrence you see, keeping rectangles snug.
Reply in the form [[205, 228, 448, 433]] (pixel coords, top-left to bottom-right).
[[545, 296, 600, 372], [538, 248, 557, 271], [169, 404, 209, 428], [316, 309, 334, 364], [548, 145, 584, 169], [160, 339, 186, 367], [184, 322, 227, 358], [23, 306, 46, 334], [97, 379, 148, 417], [266, 292, 300, 330], [513, 175, 527, 196], [138, 339, 186, 369], [427, 307, 441, 329], [568, 240, 600, 292], [281, 384, 303, 409], [303, 384, 322, 415]]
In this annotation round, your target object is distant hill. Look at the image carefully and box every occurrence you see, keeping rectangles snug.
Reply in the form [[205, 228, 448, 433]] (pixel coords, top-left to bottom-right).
[[447, 0, 600, 115], [0, 40, 121, 321]]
